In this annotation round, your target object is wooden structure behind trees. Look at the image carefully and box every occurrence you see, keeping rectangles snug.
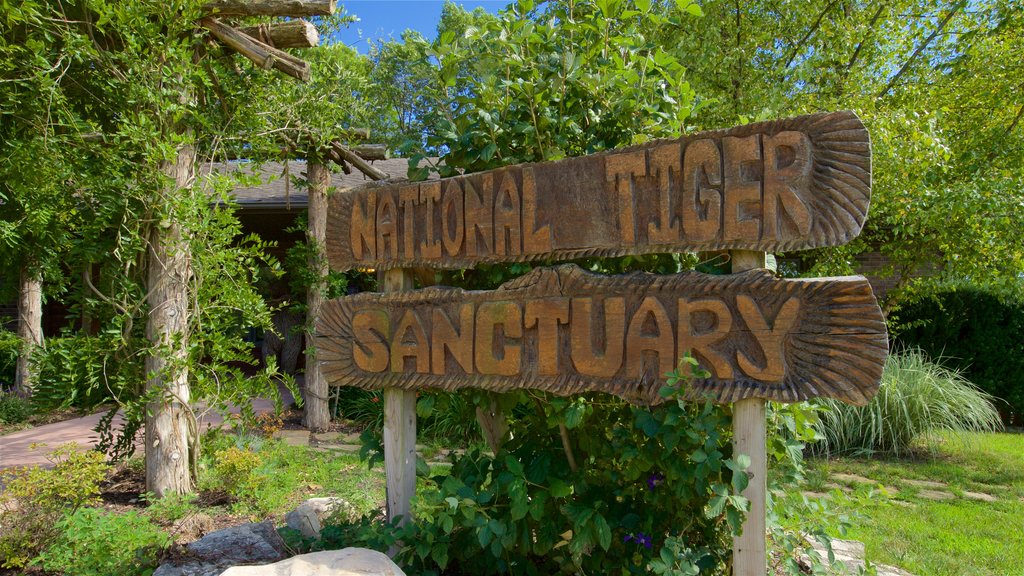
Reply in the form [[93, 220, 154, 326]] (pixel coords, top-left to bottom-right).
[[142, 0, 329, 497]]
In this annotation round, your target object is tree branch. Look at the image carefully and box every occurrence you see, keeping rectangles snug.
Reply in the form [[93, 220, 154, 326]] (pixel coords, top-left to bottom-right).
[[784, 0, 839, 69], [877, 1, 964, 98], [845, 3, 887, 73]]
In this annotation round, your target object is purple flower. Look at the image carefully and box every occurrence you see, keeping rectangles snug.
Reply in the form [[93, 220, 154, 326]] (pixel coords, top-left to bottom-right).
[[647, 473, 665, 490], [624, 532, 653, 549]]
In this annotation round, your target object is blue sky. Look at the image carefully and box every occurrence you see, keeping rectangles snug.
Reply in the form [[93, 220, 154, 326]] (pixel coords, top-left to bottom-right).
[[333, 1, 509, 52]]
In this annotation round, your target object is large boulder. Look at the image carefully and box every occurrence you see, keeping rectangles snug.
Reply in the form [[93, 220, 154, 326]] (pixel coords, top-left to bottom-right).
[[285, 497, 356, 539], [221, 548, 405, 576], [153, 521, 288, 576]]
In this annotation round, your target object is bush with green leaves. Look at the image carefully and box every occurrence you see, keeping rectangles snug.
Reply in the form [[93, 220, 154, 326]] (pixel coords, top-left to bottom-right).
[[321, 360, 820, 575], [0, 326, 18, 387], [894, 286, 1024, 425], [812, 349, 1001, 457], [35, 507, 171, 576], [0, 391, 31, 424], [0, 444, 110, 568], [333, 387, 482, 444]]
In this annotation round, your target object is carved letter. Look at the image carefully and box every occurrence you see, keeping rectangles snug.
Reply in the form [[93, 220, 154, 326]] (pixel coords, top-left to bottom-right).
[[763, 131, 812, 239], [723, 135, 762, 242], [352, 309, 389, 372], [464, 174, 495, 256], [605, 151, 646, 246], [736, 295, 799, 382], [678, 298, 733, 379], [399, 185, 419, 259], [420, 182, 443, 259], [493, 172, 522, 256], [441, 179, 465, 256], [682, 139, 723, 242], [524, 298, 570, 375], [375, 190, 399, 260], [648, 143, 681, 243], [570, 297, 626, 378], [521, 167, 552, 253], [391, 309, 430, 373], [475, 301, 522, 376], [350, 192, 377, 261], [431, 304, 474, 375], [625, 296, 676, 381]]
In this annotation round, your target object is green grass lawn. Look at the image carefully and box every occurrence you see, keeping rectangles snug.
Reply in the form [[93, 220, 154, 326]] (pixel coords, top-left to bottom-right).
[[802, 432, 1024, 576]]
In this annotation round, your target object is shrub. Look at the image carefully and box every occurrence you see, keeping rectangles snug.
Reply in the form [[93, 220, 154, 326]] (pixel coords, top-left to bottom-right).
[[812, 349, 1001, 457], [321, 360, 760, 575], [0, 327, 18, 388], [894, 286, 1024, 424], [0, 444, 110, 568], [35, 507, 171, 576], [332, 387, 481, 444], [0, 392, 32, 424], [211, 445, 265, 498]]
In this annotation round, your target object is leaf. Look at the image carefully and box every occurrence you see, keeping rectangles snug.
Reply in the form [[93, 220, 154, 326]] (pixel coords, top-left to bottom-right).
[[594, 513, 612, 551]]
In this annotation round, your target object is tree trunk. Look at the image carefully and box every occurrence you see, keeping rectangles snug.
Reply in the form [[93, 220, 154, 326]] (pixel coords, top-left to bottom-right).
[[145, 142, 196, 497], [303, 160, 331, 431], [14, 266, 43, 397]]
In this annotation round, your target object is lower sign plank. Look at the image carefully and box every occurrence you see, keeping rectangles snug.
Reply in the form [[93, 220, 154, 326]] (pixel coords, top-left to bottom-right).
[[317, 265, 887, 405]]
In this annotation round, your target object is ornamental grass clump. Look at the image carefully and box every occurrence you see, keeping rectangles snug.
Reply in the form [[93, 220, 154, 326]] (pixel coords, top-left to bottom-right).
[[813, 349, 1001, 457]]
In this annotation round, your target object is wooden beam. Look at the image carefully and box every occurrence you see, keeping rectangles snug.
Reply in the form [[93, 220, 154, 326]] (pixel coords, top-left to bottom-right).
[[382, 269, 418, 530], [353, 143, 389, 161], [330, 141, 388, 180], [240, 20, 319, 48], [202, 0, 335, 17], [201, 17, 310, 82], [730, 249, 767, 576]]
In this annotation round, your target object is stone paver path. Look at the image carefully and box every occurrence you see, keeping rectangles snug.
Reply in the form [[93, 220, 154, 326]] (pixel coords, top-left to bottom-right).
[[809, 537, 915, 575], [822, 473, 1002, 504], [1, 384, 293, 470]]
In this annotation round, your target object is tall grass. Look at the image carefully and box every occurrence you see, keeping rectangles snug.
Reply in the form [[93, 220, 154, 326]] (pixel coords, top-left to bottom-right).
[[813, 349, 1001, 457]]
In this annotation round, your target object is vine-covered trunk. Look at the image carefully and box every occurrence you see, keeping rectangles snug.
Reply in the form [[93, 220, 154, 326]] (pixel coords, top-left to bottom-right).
[[14, 265, 43, 397], [145, 142, 195, 497], [302, 159, 330, 430]]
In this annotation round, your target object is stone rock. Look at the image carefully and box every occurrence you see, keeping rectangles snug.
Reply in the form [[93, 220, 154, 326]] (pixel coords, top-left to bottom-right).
[[918, 489, 955, 501], [831, 473, 876, 485], [285, 497, 357, 539], [809, 537, 916, 576], [221, 548, 406, 576], [154, 521, 288, 576], [962, 491, 997, 502], [902, 478, 946, 490]]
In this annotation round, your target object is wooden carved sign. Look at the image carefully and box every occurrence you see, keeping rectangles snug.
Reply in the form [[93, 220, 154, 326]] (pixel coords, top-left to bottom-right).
[[326, 111, 870, 270], [317, 265, 887, 405]]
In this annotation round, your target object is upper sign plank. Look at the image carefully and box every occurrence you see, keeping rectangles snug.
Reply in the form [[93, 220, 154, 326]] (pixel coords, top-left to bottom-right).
[[326, 111, 870, 270], [317, 265, 887, 405]]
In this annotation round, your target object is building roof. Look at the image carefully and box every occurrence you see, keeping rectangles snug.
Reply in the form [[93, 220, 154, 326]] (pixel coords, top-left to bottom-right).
[[205, 158, 437, 209]]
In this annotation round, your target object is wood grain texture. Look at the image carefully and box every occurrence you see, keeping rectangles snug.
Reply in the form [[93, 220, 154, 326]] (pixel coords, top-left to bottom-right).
[[317, 264, 887, 405], [326, 111, 871, 270]]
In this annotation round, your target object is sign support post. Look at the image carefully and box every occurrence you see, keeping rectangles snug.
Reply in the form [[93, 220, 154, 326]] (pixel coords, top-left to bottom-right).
[[382, 268, 417, 530], [730, 249, 768, 576]]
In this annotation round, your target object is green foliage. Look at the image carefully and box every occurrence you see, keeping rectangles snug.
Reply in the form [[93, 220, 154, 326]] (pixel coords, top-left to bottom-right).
[[31, 333, 144, 412], [142, 492, 199, 524], [813, 350, 1001, 457], [0, 444, 110, 568], [323, 360, 749, 575], [0, 392, 32, 424], [210, 445, 266, 502], [36, 507, 171, 576], [332, 387, 482, 444], [0, 326, 18, 386], [894, 286, 1024, 424]]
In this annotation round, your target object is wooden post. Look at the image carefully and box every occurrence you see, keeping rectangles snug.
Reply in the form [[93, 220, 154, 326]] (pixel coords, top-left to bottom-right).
[[731, 249, 768, 576], [302, 159, 331, 431], [14, 265, 43, 397], [145, 141, 196, 497], [382, 268, 417, 527]]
